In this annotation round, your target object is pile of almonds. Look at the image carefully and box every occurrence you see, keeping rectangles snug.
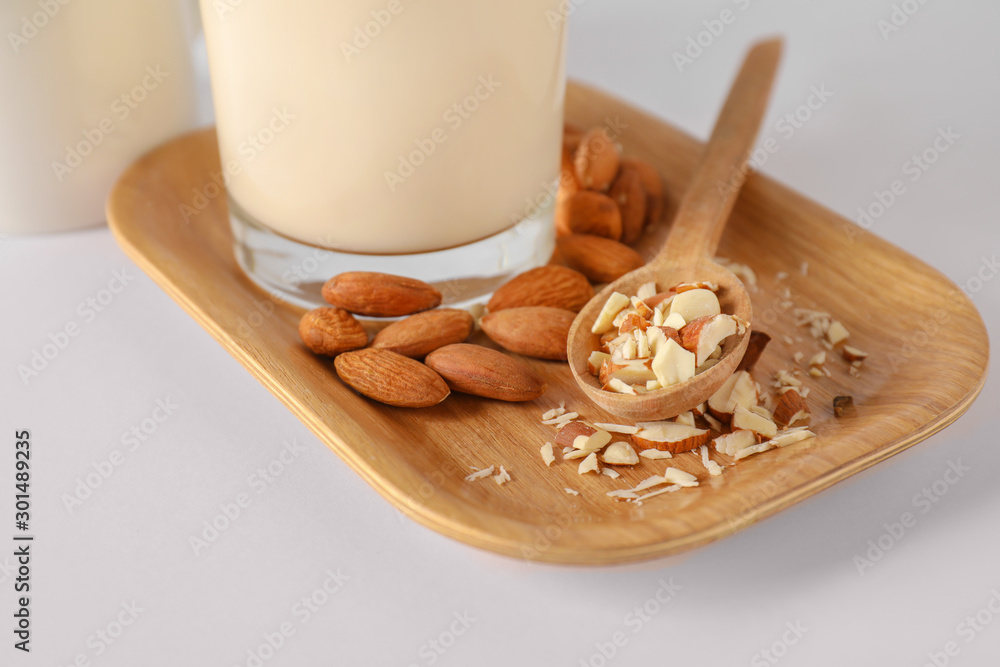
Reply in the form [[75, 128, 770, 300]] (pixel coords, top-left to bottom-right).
[[554, 124, 664, 283], [300, 271, 549, 407]]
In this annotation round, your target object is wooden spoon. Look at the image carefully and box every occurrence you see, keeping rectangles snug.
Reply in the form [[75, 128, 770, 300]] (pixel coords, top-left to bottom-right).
[[567, 38, 783, 421]]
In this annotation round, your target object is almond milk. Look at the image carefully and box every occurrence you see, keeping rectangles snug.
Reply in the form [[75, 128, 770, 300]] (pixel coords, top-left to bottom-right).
[[200, 0, 566, 254]]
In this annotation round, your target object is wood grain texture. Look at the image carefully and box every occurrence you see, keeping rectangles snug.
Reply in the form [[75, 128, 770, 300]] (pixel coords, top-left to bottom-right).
[[106, 82, 989, 565]]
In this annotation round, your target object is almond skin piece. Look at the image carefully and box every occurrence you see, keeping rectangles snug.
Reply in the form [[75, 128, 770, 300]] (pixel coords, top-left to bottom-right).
[[554, 421, 598, 448], [371, 308, 473, 358], [609, 167, 647, 245], [573, 127, 620, 192], [556, 234, 645, 284], [773, 388, 809, 426], [334, 348, 450, 408], [298, 307, 368, 356], [480, 306, 575, 361], [737, 330, 771, 372], [563, 191, 623, 240], [487, 265, 595, 313], [425, 344, 546, 401], [621, 157, 664, 225], [322, 271, 442, 317]]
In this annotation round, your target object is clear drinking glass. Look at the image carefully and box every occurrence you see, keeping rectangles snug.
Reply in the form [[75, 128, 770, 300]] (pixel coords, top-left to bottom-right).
[[198, 0, 568, 309]]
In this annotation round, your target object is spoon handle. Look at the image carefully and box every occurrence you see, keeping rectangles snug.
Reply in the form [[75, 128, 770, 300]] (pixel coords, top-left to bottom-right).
[[658, 38, 783, 265]]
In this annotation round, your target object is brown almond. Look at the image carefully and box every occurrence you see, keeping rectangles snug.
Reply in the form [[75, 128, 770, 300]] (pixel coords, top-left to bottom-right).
[[479, 306, 575, 361], [322, 271, 442, 317], [298, 307, 368, 356], [554, 421, 598, 448], [562, 191, 622, 240], [334, 348, 450, 408], [556, 234, 645, 284], [621, 157, 665, 225], [371, 308, 473, 358], [425, 344, 546, 401], [573, 127, 621, 191], [773, 388, 809, 426], [487, 265, 594, 313], [737, 330, 772, 372], [609, 167, 647, 245]]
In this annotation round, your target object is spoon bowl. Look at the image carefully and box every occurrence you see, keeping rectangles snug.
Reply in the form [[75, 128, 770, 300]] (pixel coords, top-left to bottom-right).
[[567, 38, 782, 421]]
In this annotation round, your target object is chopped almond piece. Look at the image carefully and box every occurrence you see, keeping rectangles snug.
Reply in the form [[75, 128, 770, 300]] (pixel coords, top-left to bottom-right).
[[592, 292, 631, 334], [833, 395, 855, 417], [633, 422, 711, 454], [578, 452, 600, 475], [540, 442, 555, 467], [601, 441, 639, 465], [826, 320, 850, 345], [773, 389, 809, 426], [841, 345, 868, 362], [732, 405, 778, 440]]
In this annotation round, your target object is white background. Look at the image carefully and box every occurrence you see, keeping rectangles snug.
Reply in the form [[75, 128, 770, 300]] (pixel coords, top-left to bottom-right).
[[3, 0, 999, 665]]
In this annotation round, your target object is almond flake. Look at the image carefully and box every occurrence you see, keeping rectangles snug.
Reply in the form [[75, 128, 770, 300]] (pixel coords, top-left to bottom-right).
[[602, 468, 621, 479], [564, 487, 580, 496], [593, 423, 640, 434], [578, 452, 600, 475], [493, 466, 511, 485], [699, 445, 723, 476], [464, 465, 495, 482], [540, 407, 566, 421], [639, 449, 673, 460], [540, 442, 555, 467]]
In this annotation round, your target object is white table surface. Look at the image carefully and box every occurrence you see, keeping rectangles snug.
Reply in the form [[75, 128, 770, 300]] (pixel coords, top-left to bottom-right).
[[3, 1, 999, 664]]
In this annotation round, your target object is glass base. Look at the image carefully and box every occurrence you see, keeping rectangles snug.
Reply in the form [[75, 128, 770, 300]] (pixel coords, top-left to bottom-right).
[[229, 195, 556, 313]]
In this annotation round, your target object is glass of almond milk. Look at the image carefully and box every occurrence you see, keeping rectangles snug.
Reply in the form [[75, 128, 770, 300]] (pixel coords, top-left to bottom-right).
[[198, 0, 567, 309]]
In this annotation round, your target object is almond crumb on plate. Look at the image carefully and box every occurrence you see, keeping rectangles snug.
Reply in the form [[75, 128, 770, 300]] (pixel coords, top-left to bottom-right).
[[564, 488, 580, 496], [540, 442, 555, 467], [493, 465, 511, 485], [464, 465, 495, 482]]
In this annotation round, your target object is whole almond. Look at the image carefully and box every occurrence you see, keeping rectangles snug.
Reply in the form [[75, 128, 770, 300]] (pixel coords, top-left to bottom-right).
[[561, 191, 622, 240], [425, 344, 547, 401], [609, 167, 647, 245], [555, 149, 581, 236], [480, 306, 575, 361], [573, 127, 621, 192], [334, 348, 450, 408], [556, 234, 645, 284], [298, 307, 368, 356], [621, 157, 664, 225], [487, 265, 595, 313], [371, 308, 473, 358], [322, 271, 442, 317]]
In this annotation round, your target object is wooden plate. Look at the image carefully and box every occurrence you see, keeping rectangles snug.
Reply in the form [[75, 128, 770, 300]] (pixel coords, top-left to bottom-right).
[[107, 83, 989, 565]]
